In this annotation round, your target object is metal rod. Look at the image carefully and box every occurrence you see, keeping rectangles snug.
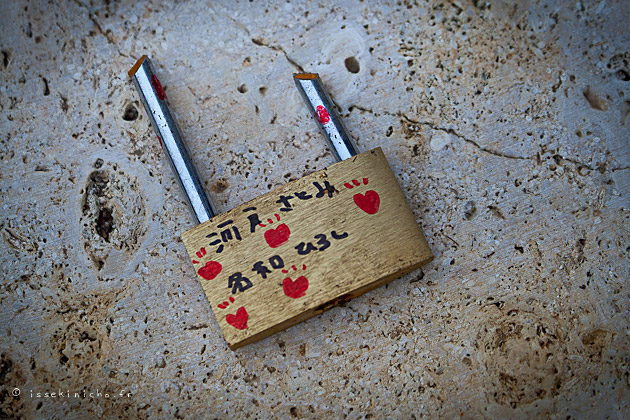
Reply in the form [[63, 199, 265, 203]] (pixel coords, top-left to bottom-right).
[[293, 73, 359, 161], [128, 55, 216, 224]]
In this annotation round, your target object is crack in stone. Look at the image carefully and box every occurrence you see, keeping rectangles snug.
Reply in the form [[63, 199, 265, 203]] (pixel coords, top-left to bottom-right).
[[348, 105, 374, 114], [348, 105, 527, 160], [213, 8, 304, 73], [553, 154, 594, 171], [348, 105, 528, 160], [400, 114, 530, 161], [341, 107, 627, 173], [251, 38, 305, 73], [551, 155, 627, 175], [348, 105, 509, 158], [348, 105, 532, 161], [186, 85, 212, 104], [72, 0, 127, 57], [72, 0, 113, 44]]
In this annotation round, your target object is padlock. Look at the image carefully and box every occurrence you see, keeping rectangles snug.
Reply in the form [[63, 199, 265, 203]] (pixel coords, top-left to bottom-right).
[[129, 56, 433, 349]]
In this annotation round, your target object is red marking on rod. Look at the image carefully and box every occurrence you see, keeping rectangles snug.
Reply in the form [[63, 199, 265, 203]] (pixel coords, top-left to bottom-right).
[[151, 74, 167, 100], [157, 136, 163, 147], [352, 179, 360, 186], [315, 105, 330, 124], [344, 182, 354, 189], [229, 296, 235, 303]]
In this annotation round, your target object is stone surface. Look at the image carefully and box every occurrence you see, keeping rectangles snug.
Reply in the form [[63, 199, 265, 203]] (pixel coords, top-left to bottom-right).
[[0, 0, 628, 418]]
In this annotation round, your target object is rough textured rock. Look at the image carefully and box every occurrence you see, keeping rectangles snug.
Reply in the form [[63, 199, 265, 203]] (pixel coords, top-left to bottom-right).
[[0, 0, 628, 418]]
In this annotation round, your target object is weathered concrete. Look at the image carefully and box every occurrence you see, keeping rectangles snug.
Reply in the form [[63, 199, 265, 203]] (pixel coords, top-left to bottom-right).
[[0, 0, 628, 418]]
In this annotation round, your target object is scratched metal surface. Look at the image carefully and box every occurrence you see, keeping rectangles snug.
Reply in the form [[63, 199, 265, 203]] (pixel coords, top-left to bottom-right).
[[0, 0, 628, 418]]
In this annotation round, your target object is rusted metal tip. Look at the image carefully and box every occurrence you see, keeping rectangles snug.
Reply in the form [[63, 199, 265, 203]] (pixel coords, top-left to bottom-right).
[[294, 73, 320, 80], [128, 55, 148, 78]]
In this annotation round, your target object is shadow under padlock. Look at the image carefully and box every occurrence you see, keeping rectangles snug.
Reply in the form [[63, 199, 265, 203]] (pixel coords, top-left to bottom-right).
[[129, 56, 433, 349]]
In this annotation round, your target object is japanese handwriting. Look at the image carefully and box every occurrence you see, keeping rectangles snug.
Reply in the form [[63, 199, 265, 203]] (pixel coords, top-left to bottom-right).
[[206, 220, 242, 253], [295, 230, 349, 256]]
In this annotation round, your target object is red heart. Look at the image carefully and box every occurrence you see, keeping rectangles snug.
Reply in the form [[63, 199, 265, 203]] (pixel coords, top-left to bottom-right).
[[264, 223, 291, 248], [353, 190, 380, 214], [197, 261, 222, 280], [283, 276, 309, 299], [225, 307, 248, 330]]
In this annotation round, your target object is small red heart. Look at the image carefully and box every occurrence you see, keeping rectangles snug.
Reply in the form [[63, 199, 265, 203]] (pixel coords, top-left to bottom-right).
[[225, 307, 248, 330], [197, 261, 222, 280], [353, 190, 380, 214], [283, 276, 309, 299], [264, 223, 291, 248]]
